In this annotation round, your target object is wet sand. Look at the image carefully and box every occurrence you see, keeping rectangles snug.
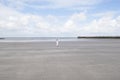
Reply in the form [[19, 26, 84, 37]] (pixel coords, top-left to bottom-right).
[[0, 39, 120, 80]]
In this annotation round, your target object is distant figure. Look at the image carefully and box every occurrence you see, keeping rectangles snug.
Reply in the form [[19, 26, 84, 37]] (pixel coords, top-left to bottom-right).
[[56, 38, 59, 47]]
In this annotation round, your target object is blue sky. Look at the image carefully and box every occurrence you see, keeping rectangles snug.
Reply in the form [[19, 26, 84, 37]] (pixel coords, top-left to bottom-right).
[[0, 0, 120, 37]]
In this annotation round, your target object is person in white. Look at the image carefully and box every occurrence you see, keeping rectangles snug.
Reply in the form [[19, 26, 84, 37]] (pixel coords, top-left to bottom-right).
[[56, 38, 59, 47]]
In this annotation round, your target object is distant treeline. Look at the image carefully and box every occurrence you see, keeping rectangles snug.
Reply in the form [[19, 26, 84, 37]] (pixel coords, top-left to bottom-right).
[[77, 36, 120, 39], [0, 38, 5, 39]]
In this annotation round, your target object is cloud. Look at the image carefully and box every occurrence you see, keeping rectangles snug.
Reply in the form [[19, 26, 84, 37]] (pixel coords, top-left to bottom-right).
[[61, 12, 86, 33], [71, 13, 120, 36], [0, 3, 120, 37], [59, 12, 120, 36], [0, 4, 62, 36], [0, 0, 104, 10]]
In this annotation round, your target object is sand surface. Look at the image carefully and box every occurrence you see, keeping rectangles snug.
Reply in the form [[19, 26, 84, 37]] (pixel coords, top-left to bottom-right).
[[0, 39, 120, 80]]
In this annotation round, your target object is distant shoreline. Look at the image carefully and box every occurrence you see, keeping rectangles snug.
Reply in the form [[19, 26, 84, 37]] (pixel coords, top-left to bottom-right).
[[1, 37, 120, 40], [0, 38, 5, 39], [77, 36, 120, 39]]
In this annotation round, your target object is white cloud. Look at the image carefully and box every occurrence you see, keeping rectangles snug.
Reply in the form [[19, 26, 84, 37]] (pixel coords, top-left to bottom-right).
[[61, 12, 86, 33], [0, 4, 62, 36], [0, 3, 120, 37], [78, 14, 120, 36], [51, 0, 102, 6], [0, 0, 104, 10], [60, 12, 120, 36]]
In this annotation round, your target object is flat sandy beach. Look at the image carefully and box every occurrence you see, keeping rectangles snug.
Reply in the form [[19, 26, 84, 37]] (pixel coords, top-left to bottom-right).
[[0, 39, 120, 80]]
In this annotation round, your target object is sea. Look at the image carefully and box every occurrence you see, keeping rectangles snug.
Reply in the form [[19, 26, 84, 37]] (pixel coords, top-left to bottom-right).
[[0, 37, 83, 42], [0, 37, 117, 42]]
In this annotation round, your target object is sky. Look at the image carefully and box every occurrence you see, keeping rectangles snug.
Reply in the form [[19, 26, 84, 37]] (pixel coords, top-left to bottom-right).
[[0, 0, 120, 37]]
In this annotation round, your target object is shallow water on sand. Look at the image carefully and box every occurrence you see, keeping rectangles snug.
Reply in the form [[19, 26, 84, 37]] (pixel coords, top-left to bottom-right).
[[0, 37, 97, 42], [0, 39, 120, 80]]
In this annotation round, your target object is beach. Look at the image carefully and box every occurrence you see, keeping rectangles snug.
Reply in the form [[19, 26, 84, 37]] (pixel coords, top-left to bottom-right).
[[0, 39, 120, 80]]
